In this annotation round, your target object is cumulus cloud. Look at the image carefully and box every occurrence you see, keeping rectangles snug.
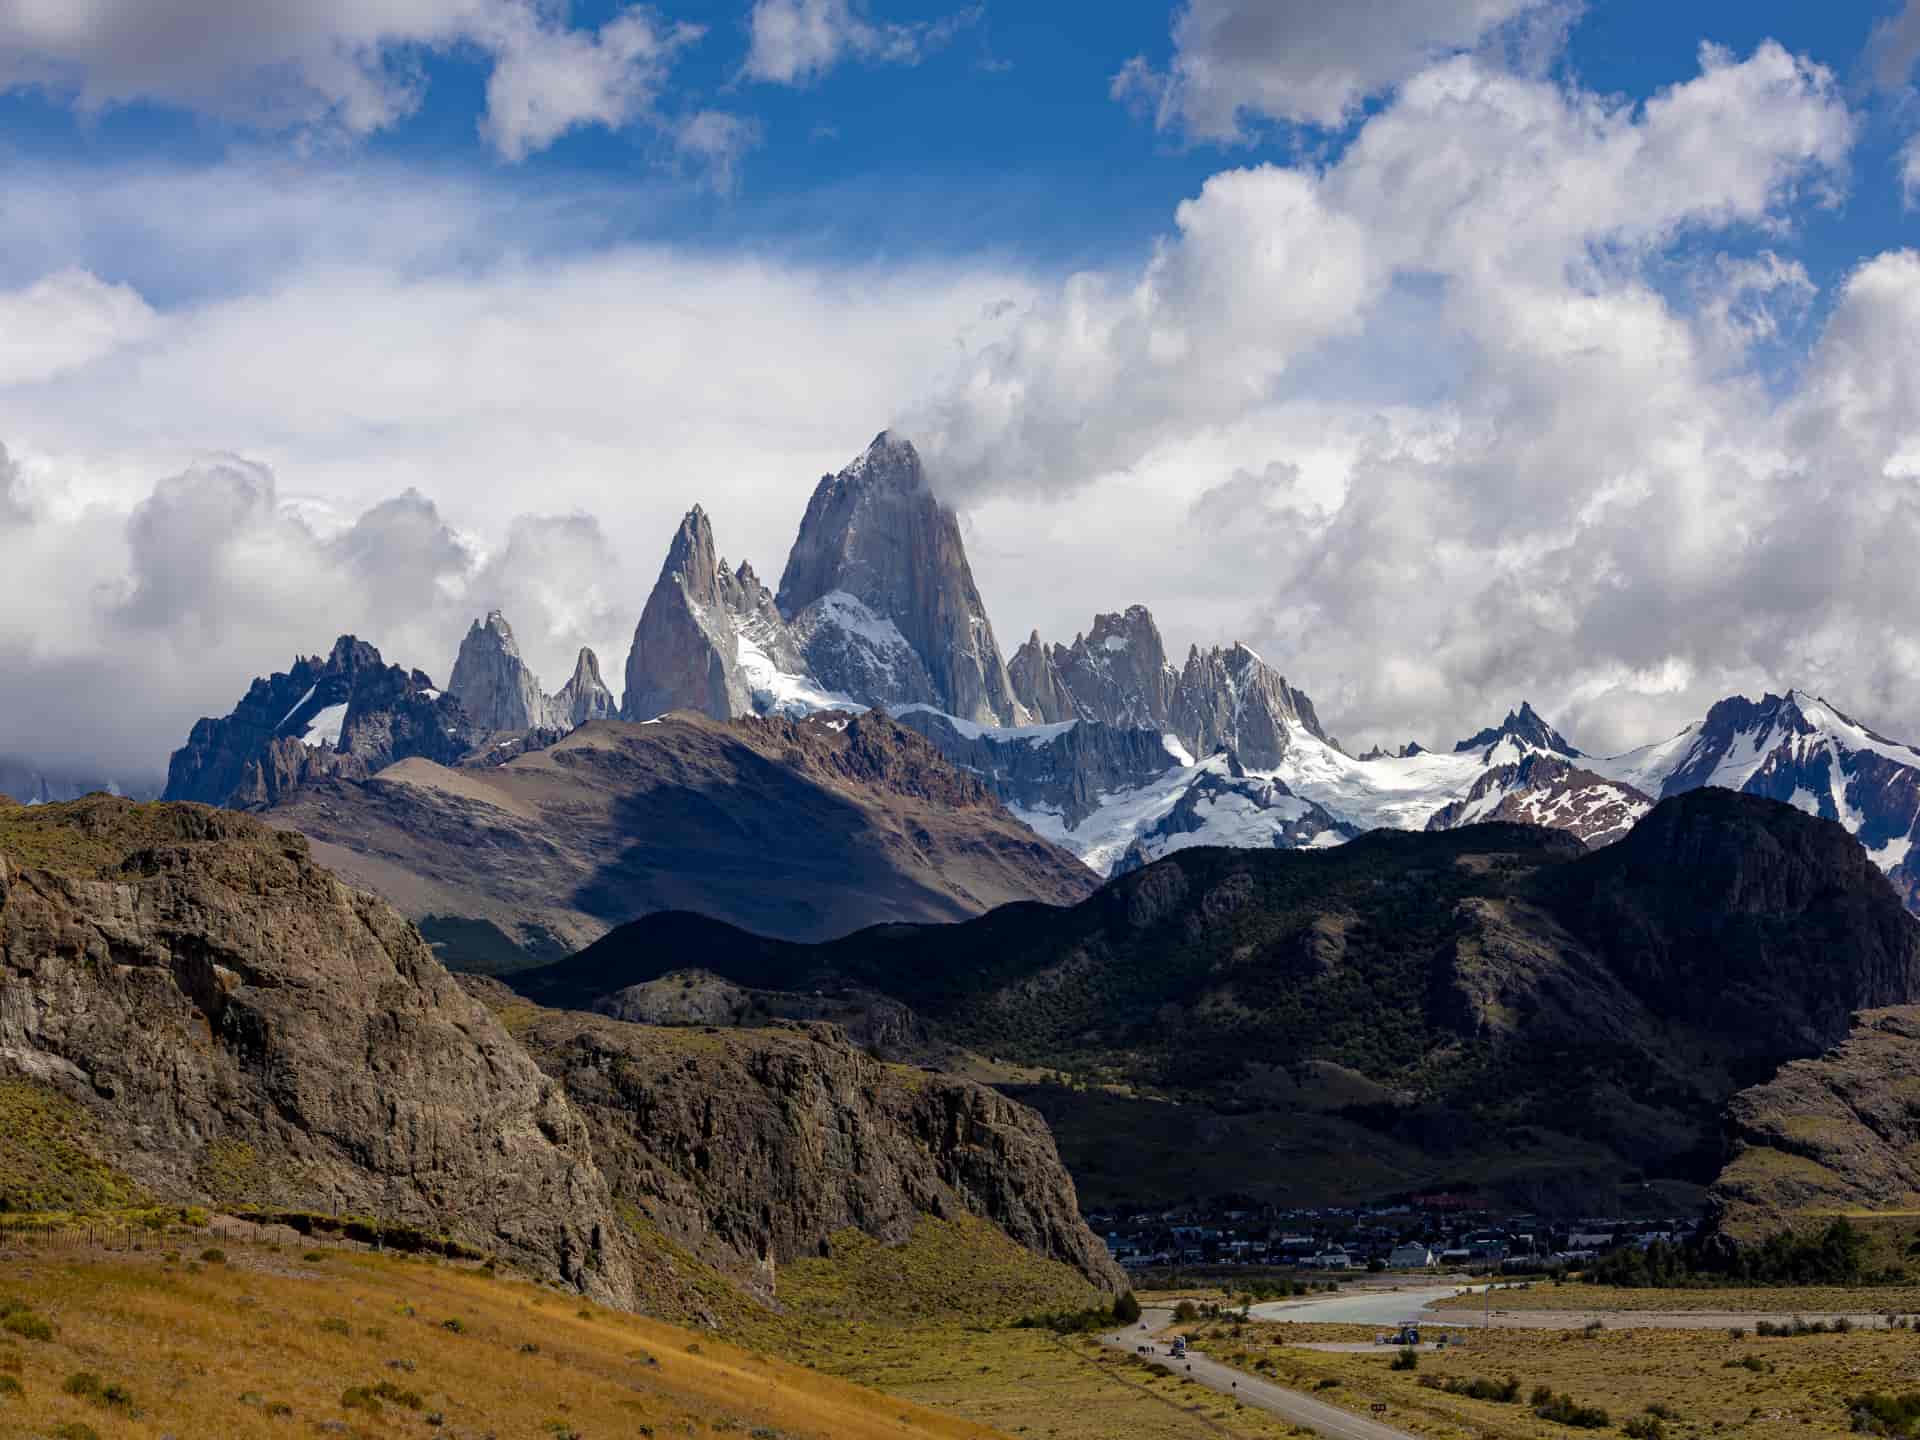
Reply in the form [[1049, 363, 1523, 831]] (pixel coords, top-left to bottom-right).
[[1112, 0, 1556, 139], [743, 0, 980, 86], [5, 33, 1917, 787], [0, 269, 156, 386], [0, 0, 710, 162], [0, 452, 644, 781]]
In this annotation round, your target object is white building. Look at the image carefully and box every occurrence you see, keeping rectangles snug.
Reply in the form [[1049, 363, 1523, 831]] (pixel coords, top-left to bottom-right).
[[1389, 1242, 1436, 1269]]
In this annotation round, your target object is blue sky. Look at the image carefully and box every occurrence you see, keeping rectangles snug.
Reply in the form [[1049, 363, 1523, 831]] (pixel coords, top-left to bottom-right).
[[3, 0, 1920, 776], [2, 2, 1911, 285]]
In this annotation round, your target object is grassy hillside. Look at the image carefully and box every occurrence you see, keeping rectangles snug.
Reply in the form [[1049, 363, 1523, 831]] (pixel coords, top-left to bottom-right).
[[0, 1235, 1008, 1440]]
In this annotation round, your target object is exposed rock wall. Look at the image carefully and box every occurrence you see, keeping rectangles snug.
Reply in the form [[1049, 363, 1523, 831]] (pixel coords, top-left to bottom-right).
[[510, 1009, 1127, 1297], [0, 799, 632, 1303], [448, 610, 558, 732], [1714, 1006, 1920, 1231]]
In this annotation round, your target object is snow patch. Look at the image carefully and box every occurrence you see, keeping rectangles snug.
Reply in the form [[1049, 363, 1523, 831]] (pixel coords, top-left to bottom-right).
[[301, 703, 349, 750]]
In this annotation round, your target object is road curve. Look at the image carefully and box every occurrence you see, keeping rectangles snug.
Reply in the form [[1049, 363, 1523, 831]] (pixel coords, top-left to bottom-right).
[[1099, 1308, 1419, 1440]]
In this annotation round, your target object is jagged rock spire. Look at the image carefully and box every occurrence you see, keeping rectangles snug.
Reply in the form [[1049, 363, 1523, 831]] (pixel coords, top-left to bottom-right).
[[449, 610, 556, 733]]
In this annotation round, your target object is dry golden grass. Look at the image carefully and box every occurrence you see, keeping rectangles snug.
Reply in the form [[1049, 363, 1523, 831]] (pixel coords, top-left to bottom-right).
[[801, 1324, 1307, 1440], [1430, 1282, 1920, 1314], [0, 1236, 1009, 1440], [1193, 1317, 1920, 1440]]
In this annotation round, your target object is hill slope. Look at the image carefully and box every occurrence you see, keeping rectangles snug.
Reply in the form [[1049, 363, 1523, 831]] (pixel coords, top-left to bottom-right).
[[267, 710, 1096, 959], [518, 791, 1920, 1208], [0, 797, 1122, 1308]]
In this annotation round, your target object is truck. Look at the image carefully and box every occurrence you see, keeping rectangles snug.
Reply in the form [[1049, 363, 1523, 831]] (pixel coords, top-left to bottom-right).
[[1170, 1336, 1188, 1359]]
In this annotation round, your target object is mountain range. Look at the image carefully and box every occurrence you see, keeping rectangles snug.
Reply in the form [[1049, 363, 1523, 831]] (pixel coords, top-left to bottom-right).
[[132, 428, 1920, 951]]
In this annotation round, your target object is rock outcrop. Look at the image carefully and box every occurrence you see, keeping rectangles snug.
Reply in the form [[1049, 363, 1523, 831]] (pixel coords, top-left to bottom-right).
[[893, 709, 1179, 829], [553, 647, 618, 727], [1714, 1005, 1920, 1231], [621, 507, 809, 722], [1013, 607, 1178, 735], [1426, 752, 1652, 847], [1169, 642, 1333, 769], [778, 433, 1020, 726], [0, 797, 633, 1303], [163, 635, 473, 810], [1453, 702, 1580, 758], [508, 1011, 1126, 1297], [448, 610, 557, 732]]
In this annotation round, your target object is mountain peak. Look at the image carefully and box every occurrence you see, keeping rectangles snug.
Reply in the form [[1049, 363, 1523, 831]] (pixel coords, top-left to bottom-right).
[[555, 646, 616, 727], [1453, 701, 1579, 758], [450, 610, 554, 732]]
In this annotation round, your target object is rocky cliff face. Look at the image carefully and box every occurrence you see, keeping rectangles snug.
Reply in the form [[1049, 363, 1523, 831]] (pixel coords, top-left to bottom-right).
[[778, 433, 1019, 726], [1454, 702, 1580, 758], [1554, 788, 1920, 1056], [554, 647, 618, 727], [1014, 607, 1178, 735], [1714, 1005, 1920, 1231], [0, 796, 1125, 1315], [0, 797, 633, 1303], [507, 1009, 1126, 1298], [1170, 642, 1333, 768], [621, 508, 810, 722], [164, 636, 473, 810], [893, 709, 1178, 829], [448, 610, 558, 733]]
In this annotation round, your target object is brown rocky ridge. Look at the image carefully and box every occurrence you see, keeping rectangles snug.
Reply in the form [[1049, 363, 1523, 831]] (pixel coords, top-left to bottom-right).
[[0, 796, 1125, 1310], [269, 708, 1096, 960]]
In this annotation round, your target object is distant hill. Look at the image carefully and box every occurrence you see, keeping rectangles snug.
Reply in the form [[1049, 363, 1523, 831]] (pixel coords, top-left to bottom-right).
[[515, 790, 1920, 1210]]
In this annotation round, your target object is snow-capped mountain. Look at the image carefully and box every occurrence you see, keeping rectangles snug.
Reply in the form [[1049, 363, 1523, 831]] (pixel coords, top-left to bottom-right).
[[164, 635, 472, 807], [777, 431, 1021, 726], [1594, 690, 1920, 899], [1424, 752, 1652, 847]]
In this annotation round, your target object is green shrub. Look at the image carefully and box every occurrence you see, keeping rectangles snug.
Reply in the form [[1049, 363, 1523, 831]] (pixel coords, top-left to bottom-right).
[[441, 1317, 465, 1334], [52, 1424, 101, 1440], [0, 1374, 20, 1399], [1, 1311, 53, 1342], [1391, 1347, 1419, 1371], [1850, 1391, 1920, 1438], [370, 1379, 423, 1409], [200, 1247, 227, 1264], [1622, 1417, 1666, 1440], [61, 1372, 102, 1400], [318, 1317, 352, 1336], [1439, 1375, 1520, 1403], [301, 1251, 326, 1263], [1173, 1300, 1200, 1322], [1532, 1390, 1610, 1428], [1113, 1290, 1142, 1326], [341, 1386, 383, 1414]]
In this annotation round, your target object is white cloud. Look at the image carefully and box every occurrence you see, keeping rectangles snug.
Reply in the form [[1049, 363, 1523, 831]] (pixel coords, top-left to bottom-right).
[[0, 0, 710, 162], [743, 0, 979, 86], [1871, 1, 1920, 92], [0, 269, 156, 386], [5, 35, 1917, 784], [1902, 134, 1920, 210], [1112, 0, 1555, 139], [672, 110, 763, 194]]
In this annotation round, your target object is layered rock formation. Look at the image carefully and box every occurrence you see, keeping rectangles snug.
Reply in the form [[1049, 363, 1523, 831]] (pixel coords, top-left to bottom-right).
[[508, 1010, 1125, 1296], [0, 797, 632, 1302], [448, 610, 558, 732], [164, 636, 473, 810], [778, 433, 1020, 725]]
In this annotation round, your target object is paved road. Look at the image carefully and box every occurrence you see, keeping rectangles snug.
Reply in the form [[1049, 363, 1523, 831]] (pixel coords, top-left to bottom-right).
[[1248, 1285, 1465, 1328], [1099, 1308, 1419, 1440], [1248, 1282, 1901, 1332]]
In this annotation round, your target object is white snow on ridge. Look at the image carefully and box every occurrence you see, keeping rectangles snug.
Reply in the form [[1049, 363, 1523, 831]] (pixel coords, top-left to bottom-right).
[[736, 629, 861, 718], [301, 702, 349, 750], [1014, 757, 1210, 875], [889, 703, 1079, 748], [278, 684, 318, 730]]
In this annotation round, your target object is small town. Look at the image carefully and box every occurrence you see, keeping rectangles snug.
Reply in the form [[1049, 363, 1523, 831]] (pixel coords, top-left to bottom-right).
[[1093, 1201, 1708, 1276]]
